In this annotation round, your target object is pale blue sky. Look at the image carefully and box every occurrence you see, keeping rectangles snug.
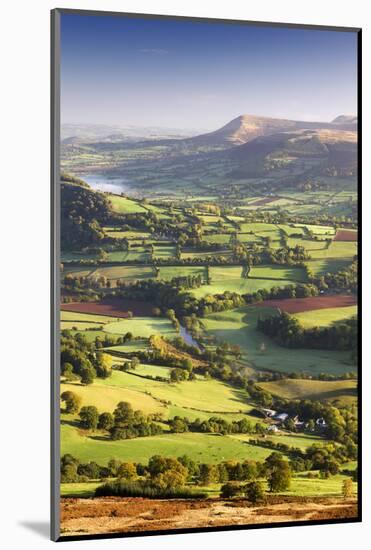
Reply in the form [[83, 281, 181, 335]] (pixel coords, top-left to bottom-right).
[[61, 13, 358, 131]]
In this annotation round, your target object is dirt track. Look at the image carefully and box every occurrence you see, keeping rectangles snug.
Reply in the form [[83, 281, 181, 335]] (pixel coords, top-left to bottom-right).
[[60, 497, 358, 537]]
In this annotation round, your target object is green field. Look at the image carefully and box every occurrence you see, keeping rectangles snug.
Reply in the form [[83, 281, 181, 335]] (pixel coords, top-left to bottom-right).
[[258, 378, 357, 406], [280, 473, 357, 497], [153, 245, 176, 259], [203, 306, 354, 376], [310, 241, 357, 260], [61, 427, 276, 465], [294, 306, 357, 328], [159, 266, 206, 281], [190, 265, 299, 298], [61, 375, 164, 414], [104, 228, 151, 240], [64, 265, 154, 284], [305, 258, 353, 277], [109, 195, 147, 214], [249, 264, 307, 282], [101, 371, 252, 414], [231, 432, 328, 450], [60, 473, 357, 498], [104, 317, 177, 338], [294, 223, 336, 235]]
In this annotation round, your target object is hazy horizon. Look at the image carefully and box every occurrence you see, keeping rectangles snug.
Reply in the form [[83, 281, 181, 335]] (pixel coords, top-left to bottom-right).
[[61, 14, 357, 131]]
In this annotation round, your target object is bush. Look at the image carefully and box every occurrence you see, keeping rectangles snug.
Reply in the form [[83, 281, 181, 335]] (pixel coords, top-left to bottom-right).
[[220, 482, 242, 498], [95, 480, 206, 499], [244, 481, 265, 503]]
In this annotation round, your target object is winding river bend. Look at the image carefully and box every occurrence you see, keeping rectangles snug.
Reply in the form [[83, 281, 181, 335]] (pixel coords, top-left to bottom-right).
[[179, 326, 203, 351]]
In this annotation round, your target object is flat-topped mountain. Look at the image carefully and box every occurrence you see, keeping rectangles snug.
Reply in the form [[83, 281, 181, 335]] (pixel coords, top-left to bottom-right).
[[186, 113, 357, 146], [332, 115, 358, 125]]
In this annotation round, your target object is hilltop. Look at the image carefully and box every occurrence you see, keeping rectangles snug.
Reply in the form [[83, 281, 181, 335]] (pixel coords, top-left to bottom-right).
[[184, 113, 357, 147]]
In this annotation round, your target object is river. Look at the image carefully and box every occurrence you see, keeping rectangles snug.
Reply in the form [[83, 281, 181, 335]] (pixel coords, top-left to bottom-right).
[[179, 326, 203, 351]]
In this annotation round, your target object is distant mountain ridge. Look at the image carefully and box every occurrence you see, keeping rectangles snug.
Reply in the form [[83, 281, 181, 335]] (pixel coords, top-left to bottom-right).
[[185, 113, 357, 146]]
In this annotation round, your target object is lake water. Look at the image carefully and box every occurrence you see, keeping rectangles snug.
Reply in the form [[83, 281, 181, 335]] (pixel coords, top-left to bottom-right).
[[82, 174, 133, 194]]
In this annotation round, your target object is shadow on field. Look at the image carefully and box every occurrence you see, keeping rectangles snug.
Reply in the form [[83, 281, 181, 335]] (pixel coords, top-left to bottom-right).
[[19, 521, 49, 539]]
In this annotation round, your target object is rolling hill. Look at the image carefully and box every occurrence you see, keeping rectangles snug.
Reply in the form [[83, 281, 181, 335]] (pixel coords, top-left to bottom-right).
[[183, 113, 357, 147]]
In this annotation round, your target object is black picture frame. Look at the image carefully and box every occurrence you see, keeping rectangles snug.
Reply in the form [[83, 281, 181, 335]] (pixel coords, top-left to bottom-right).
[[51, 8, 362, 542]]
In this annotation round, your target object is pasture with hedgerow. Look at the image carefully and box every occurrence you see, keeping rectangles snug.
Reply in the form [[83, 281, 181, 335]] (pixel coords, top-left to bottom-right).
[[58, 13, 359, 538]]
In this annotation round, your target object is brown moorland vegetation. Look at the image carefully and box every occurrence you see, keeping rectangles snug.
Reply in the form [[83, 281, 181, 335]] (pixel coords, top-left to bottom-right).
[[60, 496, 358, 537]]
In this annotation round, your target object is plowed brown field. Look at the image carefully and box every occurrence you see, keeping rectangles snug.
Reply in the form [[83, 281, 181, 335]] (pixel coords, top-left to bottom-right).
[[61, 298, 154, 318], [257, 294, 356, 314], [334, 230, 357, 242]]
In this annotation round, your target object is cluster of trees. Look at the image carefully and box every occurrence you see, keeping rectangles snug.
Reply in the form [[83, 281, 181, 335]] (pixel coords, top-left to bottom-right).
[[168, 274, 204, 290], [257, 312, 357, 352], [168, 415, 264, 435], [61, 183, 111, 249], [61, 333, 112, 384], [62, 450, 295, 498], [244, 282, 320, 303], [261, 245, 310, 265], [75, 400, 164, 440], [310, 260, 358, 292], [250, 389, 357, 448]]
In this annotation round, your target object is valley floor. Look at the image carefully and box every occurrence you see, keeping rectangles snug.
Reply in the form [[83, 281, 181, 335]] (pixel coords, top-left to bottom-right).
[[60, 496, 358, 537]]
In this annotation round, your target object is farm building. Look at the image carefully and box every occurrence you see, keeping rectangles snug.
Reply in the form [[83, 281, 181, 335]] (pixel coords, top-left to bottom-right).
[[274, 413, 289, 423], [316, 417, 327, 428], [267, 425, 280, 433], [262, 408, 277, 418]]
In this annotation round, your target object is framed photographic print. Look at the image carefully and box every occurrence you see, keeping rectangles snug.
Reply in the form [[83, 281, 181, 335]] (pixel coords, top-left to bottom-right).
[[51, 8, 361, 541]]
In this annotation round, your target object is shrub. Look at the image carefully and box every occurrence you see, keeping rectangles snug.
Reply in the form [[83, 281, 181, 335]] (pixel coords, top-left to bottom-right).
[[95, 480, 206, 499]]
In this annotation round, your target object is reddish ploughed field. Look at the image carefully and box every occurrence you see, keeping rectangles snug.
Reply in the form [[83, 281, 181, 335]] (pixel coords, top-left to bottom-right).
[[61, 298, 154, 317], [334, 230, 358, 242], [257, 294, 356, 314]]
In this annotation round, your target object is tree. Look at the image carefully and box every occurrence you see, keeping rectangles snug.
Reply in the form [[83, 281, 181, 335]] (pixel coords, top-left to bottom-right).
[[79, 406, 99, 430], [97, 248, 108, 261], [95, 352, 112, 379], [62, 362, 75, 380], [306, 419, 316, 432], [80, 365, 95, 385], [170, 368, 188, 383], [98, 412, 114, 431], [77, 461, 100, 479], [155, 469, 187, 490], [170, 417, 189, 433], [108, 458, 121, 477], [220, 482, 241, 498], [198, 464, 218, 485], [342, 478, 353, 498], [61, 462, 79, 483], [113, 401, 134, 424], [117, 462, 137, 480], [264, 453, 291, 492], [244, 481, 265, 503], [61, 391, 81, 414]]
